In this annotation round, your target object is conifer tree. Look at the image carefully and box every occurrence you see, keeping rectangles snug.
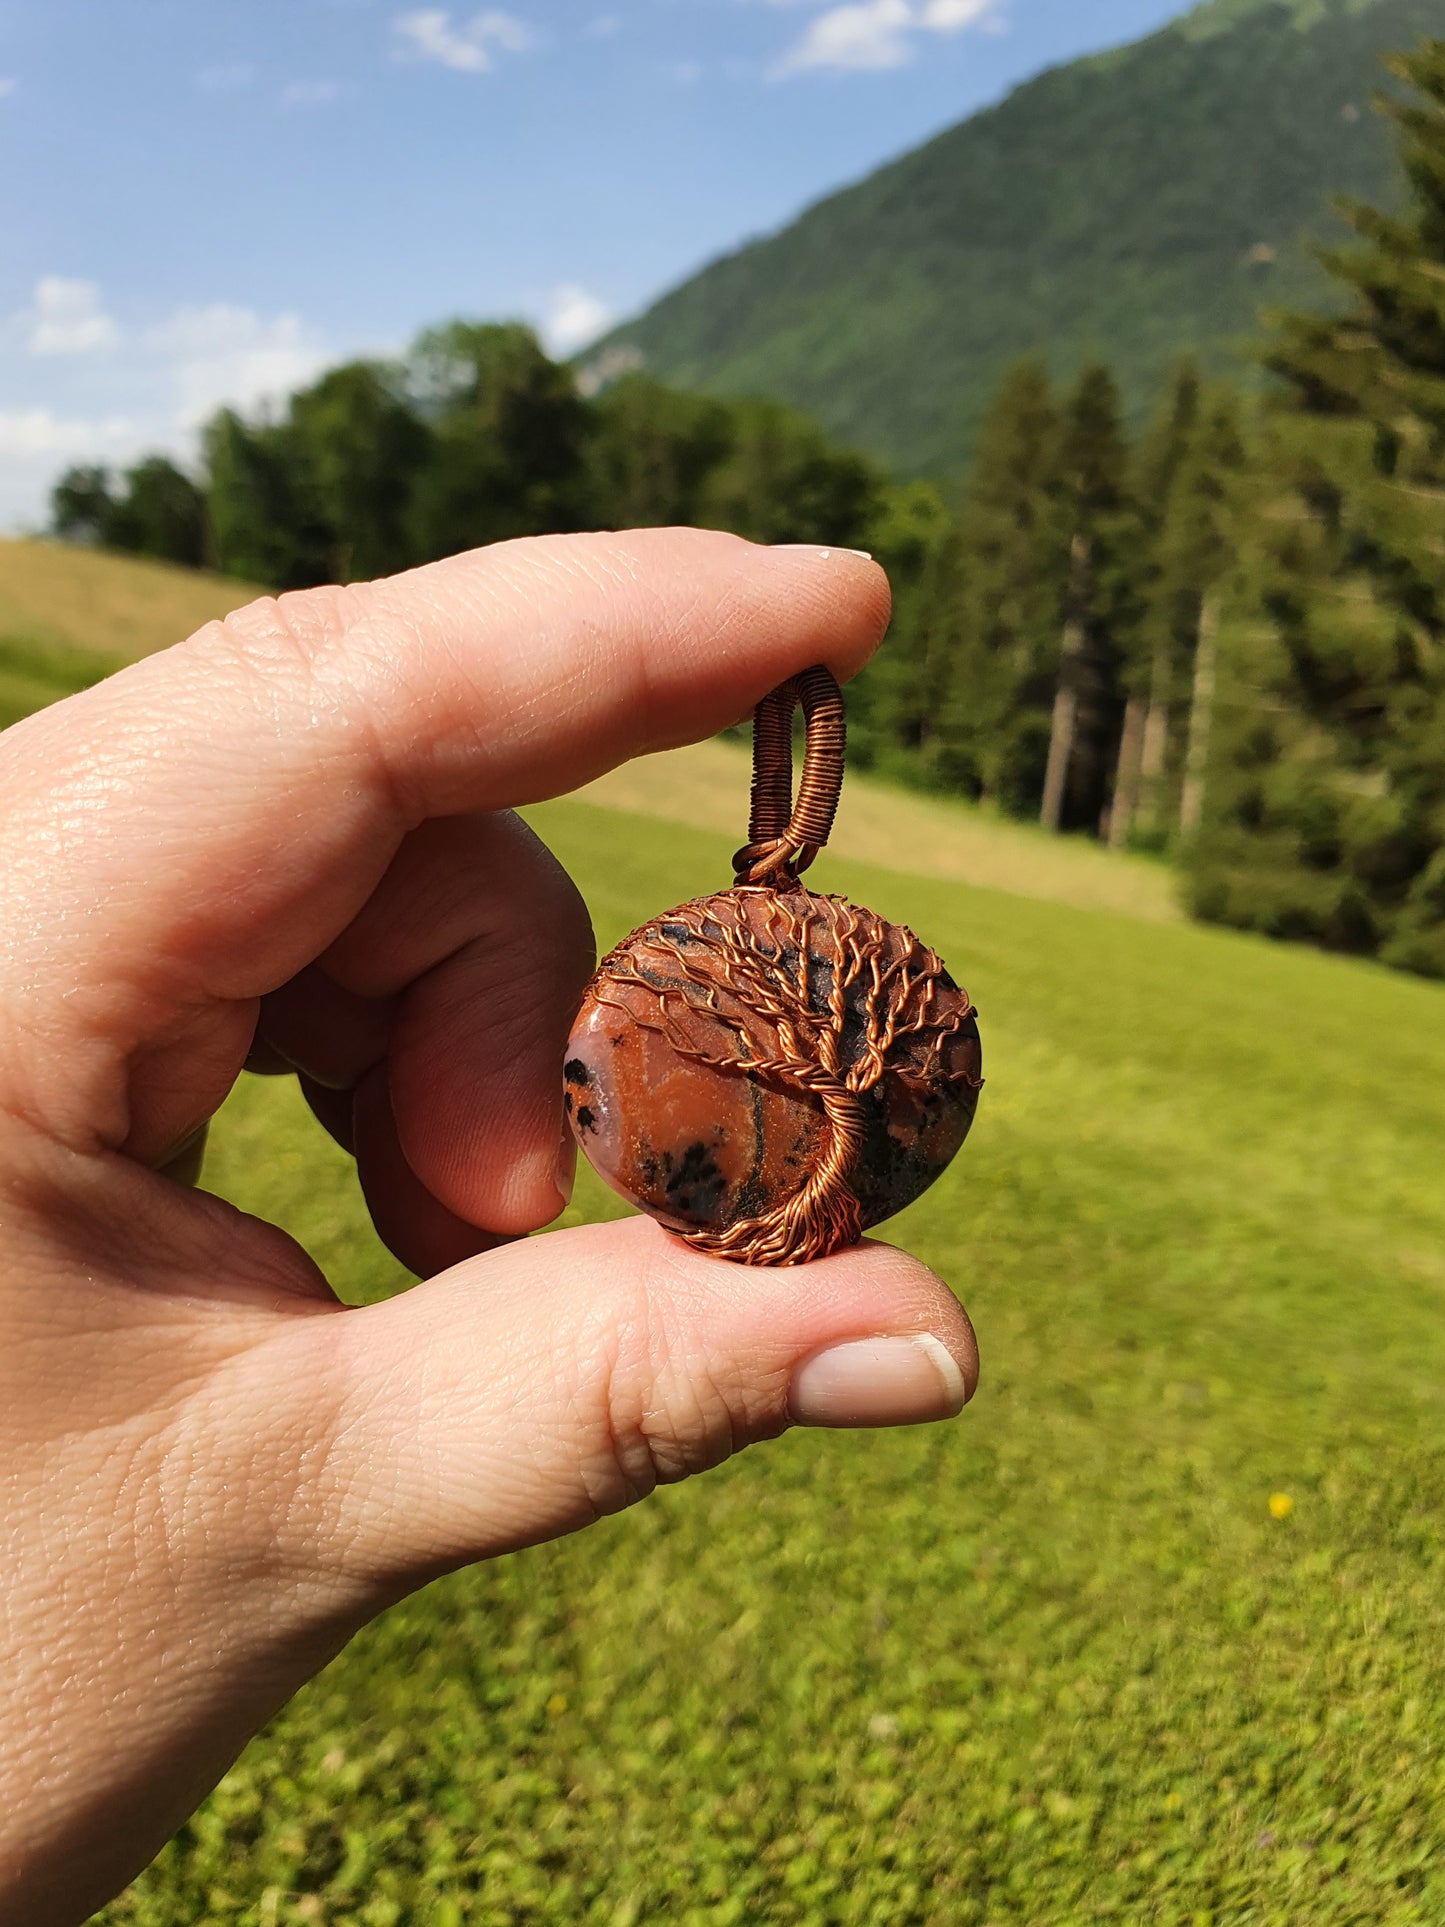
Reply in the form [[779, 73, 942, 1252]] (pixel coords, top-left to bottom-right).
[[1040, 364, 1135, 835], [847, 479, 951, 775], [1109, 362, 1200, 849], [877, 522, 968, 784], [1193, 41, 1445, 975], [936, 359, 1065, 812], [1116, 386, 1249, 848]]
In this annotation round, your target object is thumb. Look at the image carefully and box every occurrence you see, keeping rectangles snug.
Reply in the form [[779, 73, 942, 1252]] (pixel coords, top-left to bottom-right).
[[286, 1218, 978, 1590]]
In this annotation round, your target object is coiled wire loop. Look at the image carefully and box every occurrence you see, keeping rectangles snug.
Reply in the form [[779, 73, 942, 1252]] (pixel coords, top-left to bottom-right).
[[732, 665, 846, 887]]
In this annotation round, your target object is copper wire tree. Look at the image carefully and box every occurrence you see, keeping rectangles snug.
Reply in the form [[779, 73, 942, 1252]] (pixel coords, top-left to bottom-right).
[[588, 670, 980, 1265]]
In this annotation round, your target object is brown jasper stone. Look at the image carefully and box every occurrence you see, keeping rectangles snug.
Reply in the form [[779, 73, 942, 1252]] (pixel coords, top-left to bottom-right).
[[564, 885, 982, 1266]]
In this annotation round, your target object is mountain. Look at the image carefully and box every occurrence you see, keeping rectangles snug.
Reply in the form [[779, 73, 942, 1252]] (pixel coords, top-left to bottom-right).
[[589, 0, 1444, 478]]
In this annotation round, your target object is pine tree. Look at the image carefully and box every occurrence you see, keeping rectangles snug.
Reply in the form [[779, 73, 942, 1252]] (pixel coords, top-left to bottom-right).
[[863, 361, 1060, 808], [1109, 362, 1201, 849], [1191, 41, 1445, 976], [846, 479, 951, 777], [1040, 365, 1135, 835], [1129, 388, 1250, 848], [932, 360, 1065, 812]]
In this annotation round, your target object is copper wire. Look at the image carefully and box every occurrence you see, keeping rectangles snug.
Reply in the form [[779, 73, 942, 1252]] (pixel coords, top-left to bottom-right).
[[733, 665, 846, 888]]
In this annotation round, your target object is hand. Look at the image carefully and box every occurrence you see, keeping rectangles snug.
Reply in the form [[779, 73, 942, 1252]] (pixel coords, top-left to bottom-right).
[[0, 530, 978, 1924]]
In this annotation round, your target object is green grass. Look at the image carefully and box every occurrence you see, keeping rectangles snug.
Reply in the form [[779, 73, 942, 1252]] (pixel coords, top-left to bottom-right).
[[578, 737, 1181, 926], [89, 798, 1445, 1927], [0, 631, 129, 730], [0, 537, 263, 661]]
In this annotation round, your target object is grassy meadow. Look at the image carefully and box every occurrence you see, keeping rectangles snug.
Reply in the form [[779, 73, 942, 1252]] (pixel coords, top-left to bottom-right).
[[0, 537, 265, 660], [0, 538, 264, 731], [101, 804, 1445, 1926], [5, 548, 1445, 1922]]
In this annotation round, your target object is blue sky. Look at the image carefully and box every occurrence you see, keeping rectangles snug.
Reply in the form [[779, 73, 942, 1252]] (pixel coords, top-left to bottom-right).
[[0, 0, 1197, 527]]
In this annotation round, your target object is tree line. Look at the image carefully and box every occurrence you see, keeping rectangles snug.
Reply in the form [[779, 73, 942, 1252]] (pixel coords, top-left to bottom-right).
[[52, 327, 886, 587], [51, 42, 1445, 981]]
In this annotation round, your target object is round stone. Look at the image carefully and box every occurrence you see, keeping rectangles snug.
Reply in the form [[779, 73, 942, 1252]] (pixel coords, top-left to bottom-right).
[[563, 885, 981, 1263]]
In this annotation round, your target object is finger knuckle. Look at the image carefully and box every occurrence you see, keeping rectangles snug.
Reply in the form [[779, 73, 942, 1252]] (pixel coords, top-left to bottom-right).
[[571, 1278, 751, 1518]]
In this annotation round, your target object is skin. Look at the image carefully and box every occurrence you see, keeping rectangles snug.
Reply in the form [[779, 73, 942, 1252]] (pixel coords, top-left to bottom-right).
[[0, 530, 978, 1924]]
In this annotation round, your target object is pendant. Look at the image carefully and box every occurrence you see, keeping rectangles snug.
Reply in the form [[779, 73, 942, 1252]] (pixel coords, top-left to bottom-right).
[[564, 666, 982, 1266]]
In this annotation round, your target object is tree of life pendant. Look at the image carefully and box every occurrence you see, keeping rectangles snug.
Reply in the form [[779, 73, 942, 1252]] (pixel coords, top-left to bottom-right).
[[564, 666, 982, 1266]]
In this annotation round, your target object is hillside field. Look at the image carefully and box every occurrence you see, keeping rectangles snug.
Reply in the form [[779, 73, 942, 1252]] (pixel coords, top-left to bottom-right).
[[0, 538, 264, 729], [90, 801, 1445, 1926]]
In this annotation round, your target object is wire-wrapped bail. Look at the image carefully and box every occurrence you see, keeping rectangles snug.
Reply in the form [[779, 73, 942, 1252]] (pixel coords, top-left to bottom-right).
[[732, 664, 847, 887]]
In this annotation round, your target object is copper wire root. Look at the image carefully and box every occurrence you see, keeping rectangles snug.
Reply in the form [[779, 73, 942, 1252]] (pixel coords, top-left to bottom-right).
[[733, 665, 846, 888], [681, 1080, 866, 1267]]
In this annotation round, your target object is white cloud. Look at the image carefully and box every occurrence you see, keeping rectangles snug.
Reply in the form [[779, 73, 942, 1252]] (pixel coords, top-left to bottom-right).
[[0, 78, 17, 99], [0, 410, 134, 459], [538, 284, 612, 357], [918, 0, 1000, 26], [584, 13, 620, 37], [27, 278, 119, 356], [772, 0, 1006, 76], [774, 0, 912, 73], [0, 283, 336, 529], [144, 305, 330, 426], [393, 8, 531, 73], [281, 79, 344, 106]]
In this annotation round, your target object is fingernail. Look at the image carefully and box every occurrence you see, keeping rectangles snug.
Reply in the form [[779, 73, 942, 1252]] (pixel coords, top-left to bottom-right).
[[555, 1122, 577, 1209], [789, 1334, 966, 1430], [771, 544, 873, 561]]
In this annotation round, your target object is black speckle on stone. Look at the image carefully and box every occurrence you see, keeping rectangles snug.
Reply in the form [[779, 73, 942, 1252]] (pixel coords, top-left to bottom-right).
[[564, 1058, 590, 1085], [664, 1139, 728, 1225], [733, 1080, 769, 1221], [806, 950, 834, 1015], [575, 1104, 597, 1134], [659, 921, 694, 946], [563, 1090, 573, 1115], [733, 1171, 768, 1220]]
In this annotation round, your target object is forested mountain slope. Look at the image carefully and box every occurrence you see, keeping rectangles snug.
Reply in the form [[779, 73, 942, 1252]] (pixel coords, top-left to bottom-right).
[[592, 0, 1444, 476]]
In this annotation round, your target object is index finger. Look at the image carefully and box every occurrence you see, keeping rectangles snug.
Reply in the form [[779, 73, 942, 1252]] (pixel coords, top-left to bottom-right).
[[0, 531, 888, 1133]]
